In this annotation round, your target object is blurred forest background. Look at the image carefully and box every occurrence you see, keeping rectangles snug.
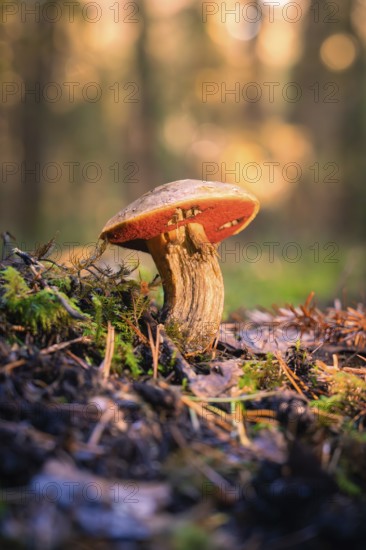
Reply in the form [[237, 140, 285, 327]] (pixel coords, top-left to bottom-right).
[[0, 0, 365, 313]]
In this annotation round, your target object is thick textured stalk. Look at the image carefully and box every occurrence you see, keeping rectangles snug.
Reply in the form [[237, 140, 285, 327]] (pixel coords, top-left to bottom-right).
[[147, 223, 224, 353]]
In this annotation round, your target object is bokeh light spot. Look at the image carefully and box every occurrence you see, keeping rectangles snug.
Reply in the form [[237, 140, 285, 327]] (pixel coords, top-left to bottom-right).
[[320, 33, 357, 72]]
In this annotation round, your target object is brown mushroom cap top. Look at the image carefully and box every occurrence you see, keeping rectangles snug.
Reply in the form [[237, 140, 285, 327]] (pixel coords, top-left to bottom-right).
[[100, 179, 260, 253]]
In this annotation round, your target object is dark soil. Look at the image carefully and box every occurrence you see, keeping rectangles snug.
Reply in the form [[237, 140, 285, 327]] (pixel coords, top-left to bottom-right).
[[0, 243, 365, 549]]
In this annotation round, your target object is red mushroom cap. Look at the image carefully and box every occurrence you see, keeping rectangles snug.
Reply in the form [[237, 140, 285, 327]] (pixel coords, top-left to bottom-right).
[[100, 179, 260, 253]]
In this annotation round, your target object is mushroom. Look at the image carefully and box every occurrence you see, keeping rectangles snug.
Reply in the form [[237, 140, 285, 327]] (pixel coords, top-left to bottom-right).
[[100, 179, 259, 353]]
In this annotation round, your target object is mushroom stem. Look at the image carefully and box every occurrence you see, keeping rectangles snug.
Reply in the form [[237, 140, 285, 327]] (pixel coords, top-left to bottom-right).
[[147, 222, 224, 353]]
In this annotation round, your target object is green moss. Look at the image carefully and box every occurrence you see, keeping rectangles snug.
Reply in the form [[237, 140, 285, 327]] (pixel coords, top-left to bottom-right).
[[113, 338, 142, 378], [310, 395, 343, 415], [311, 370, 366, 418], [172, 524, 212, 550], [0, 266, 79, 333], [336, 469, 362, 497], [239, 353, 283, 392], [165, 319, 186, 350]]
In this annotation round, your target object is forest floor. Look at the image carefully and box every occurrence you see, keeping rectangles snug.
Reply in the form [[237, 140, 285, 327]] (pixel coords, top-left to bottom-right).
[[0, 239, 365, 550]]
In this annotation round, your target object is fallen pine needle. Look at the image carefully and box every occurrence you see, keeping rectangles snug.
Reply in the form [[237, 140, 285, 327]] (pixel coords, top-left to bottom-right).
[[275, 351, 306, 398], [188, 390, 279, 403], [3, 359, 26, 374], [342, 366, 366, 375], [147, 323, 161, 379], [66, 350, 90, 370], [100, 321, 115, 379], [124, 317, 149, 345], [181, 395, 232, 432], [87, 407, 116, 447], [40, 336, 91, 356], [234, 402, 251, 446]]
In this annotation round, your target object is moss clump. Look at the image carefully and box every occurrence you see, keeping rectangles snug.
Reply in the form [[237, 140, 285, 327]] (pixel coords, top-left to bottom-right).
[[113, 337, 142, 378], [0, 266, 80, 333], [239, 353, 284, 392], [311, 370, 366, 418]]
